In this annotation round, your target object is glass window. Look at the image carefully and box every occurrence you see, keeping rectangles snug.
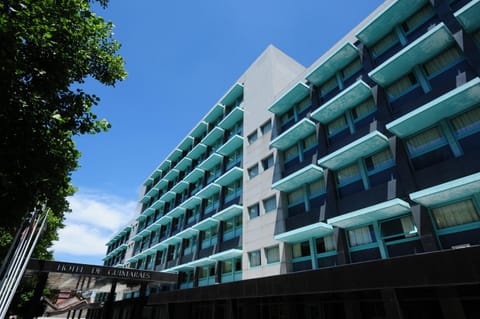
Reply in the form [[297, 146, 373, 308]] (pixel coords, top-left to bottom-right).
[[205, 193, 219, 213], [327, 115, 348, 136], [261, 154, 274, 170], [284, 144, 299, 162], [381, 215, 417, 242], [248, 130, 258, 144], [248, 250, 261, 267], [226, 148, 242, 169], [371, 31, 399, 57], [225, 179, 242, 202], [336, 163, 361, 186], [309, 179, 325, 198], [451, 107, 480, 138], [364, 148, 394, 174], [386, 72, 418, 100], [265, 245, 280, 264], [248, 203, 260, 219], [315, 235, 336, 254], [473, 29, 480, 48], [263, 196, 277, 213], [405, 126, 447, 157], [201, 225, 218, 249], [303, 133, 317, 151], [261, 120, 272, 135], [287, 188, 304, 207], [280, 108, 295, 126], [296, 97, 311, 114], [423, 46, 462, 78], [401, 4, 434, 34], [320, 76, 338, 96], [342, 58, 362, 80], [431, 199, 480, 229], [348, 225, 376, 247], [292, 241, 311, 258], [352, 98, 376, 122], [223, 215, 242, 240], [247, 164, 259, 179]]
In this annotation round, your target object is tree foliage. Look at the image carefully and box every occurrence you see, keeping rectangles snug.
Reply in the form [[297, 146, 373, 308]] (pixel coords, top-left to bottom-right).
[[0, 0, 126, 260]]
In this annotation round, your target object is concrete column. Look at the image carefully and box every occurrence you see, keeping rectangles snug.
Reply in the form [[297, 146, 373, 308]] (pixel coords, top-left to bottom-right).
[[411, 204, 440, 252], [381, 288, 404, 319], [437, 286, 466, 319], [334, 228, 350, 266]]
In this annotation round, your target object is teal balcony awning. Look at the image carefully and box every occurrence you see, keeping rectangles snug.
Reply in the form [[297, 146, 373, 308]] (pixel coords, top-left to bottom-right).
[[196, 183, 221, 199], [151, 198, 165, 210], [311, 80, 372, 124], [158, 160, 171, 173], [268, 82, 310, 115], [454, 0, 480, 33], [306, 42, 359, 86], [209, 249, 242, 261], [204, 103, 225, 125], [186, 143, 207, 160], [270, 118, 316, 150], [202, 127, 225, 147], [217, 134, 243, 156], [218, 107, 243, 130], [189, 121, 208, 139], [175, 227, 199, 239], [318, 131, 389, 170], [167, 206, 186, 219], [272, 164, 324, 192], [327, 198, 411, 228], [180, 196, 202, 210], [221, 83, 244, 106], [192, 217, 218, 231], [274, 222, 333, 243], [410, 172, 480, 207], [144, 187, 159, 199], [177, 136, 194, 153], [186, 257, 215, 268], [166, 149, 183, 165], [198, 153, 223, 171], [153, 215, 172, 227], [163, 169, 179, 183], [160, 191, 176, 203], [174, 157, 192, 172], [153, 179, 169, 193], [171, 180, 189, 194], [183, 167, 204, 183], [212, 204, 243, 221], [161, 235, 182, 246], [166, 263, 193, 272], [215, 167, 243, 186], [355, 0, 429, 46], [368, 23, 455, 87], [386, 77, 480, 137]]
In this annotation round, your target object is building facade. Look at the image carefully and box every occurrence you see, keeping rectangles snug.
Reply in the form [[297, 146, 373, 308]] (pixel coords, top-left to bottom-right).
[[102, 0, 480, 315]]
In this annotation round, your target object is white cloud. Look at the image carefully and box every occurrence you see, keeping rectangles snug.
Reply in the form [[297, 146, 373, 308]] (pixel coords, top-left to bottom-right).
[[51, 189, 136, 257]]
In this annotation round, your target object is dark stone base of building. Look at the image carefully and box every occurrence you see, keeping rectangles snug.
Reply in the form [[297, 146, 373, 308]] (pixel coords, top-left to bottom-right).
[[87, 246, 480, 319]]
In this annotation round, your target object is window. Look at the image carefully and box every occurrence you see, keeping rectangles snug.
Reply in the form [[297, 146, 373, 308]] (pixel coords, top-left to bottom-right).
[[261, 154, 274, 170], [224, 179, 242, 203], [405, 126, 448, 158], [183, 236, 197, 255], [380, 215, 418, 242], [365, 148, 395, 175], [320, 76, 338, 96], [401, 4, 434, 34], [248, 203, 259, 219], [431, 199, 480, 229], [352, 98, 376, 122], [263, 196, 277, 213], [280, 108, 295, 127], [451, 107, 480, 139], [292, 241, 311, 259], [261, 120, 272, 135], [336, 163, 361, 186], [223, 215, 242, 240], [265, 245, 280, 264], [226, 148, 242, 169], [284, 144, 299, 162], [287, 188, 304, 207], [248, 130, 258, 144], [423, 46, 462, 78], [341, 58, 362, 81], [327, 115, 348, 137], [371, 31, 399, 57], [386, 72, 419, 100], [205, 193, 219, 215], [296, 97, 311, 115], [201, 225, 218, 249], [198, 265, 216, 286], [308, 179, 325, 198], [207, 163, 221, 183], [247, 164, 259, 179], [302, 133, 317, 152], [348, 225, 376, 247], [315, 235, 336, 254], [248, 250, 261, 267]]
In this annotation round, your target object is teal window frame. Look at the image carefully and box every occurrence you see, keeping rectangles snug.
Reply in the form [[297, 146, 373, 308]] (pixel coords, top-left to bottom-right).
[[379, 214, 419, 246], [291, 240, 311, 263], [248, 250, 261, 268], [204, 193, 220, 215], [198, 264, 216, 286], [221, 257, 242, 283], [223, 214, 242, 241], [429, 196, 480, 237], [200, 225, 218, 249], [183, 235, 197, 256], [224, 179, 242, 203]]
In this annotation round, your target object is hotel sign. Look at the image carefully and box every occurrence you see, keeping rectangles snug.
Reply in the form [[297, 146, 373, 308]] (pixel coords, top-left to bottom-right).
[[28, 259, 178, 283]]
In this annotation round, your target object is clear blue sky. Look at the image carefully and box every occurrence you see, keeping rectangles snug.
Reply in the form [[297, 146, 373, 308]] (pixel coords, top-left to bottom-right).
[[52, 0, 384, 265]]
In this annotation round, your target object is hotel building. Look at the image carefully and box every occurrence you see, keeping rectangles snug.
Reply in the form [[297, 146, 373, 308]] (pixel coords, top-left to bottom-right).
[[101, 0, 480, 317]]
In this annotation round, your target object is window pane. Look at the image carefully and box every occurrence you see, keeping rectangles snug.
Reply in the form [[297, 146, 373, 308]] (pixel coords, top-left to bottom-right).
[[381, 215, 417, 242], [309, 179, 325, 197], [248, 164, 259, 179], [406, 126, 447, 157], [262, 154, 274, 170], [280, 108, 295, 125], [423, 46, 462, 78], [292, 241, 310, 258], [342, 58, 362, 80], [432, 199, 479, 229], [327, 115, 347, 136], [365, 148, 394, 173], [263, 196, 277, 213], [386, 73, 418, 99], [320, 76, 338, 96], [248, 131, 258, 144], [296, 96, 311, 114], [401, 4, 434, 33], [352, 98, 376, 121], [303, 133, 317, 151], [348, 225, 376, 247], [261, 120, 272, 134], [265, 246, 280, 264], [372, 31, 398, 57], [315, 235, 336, 253], [451, 107, 480, 138], [287, 188, 304, 206], [336, 163, 360, 185], [284, 144, 299, 161], [248, 203, 259, 219], [248, 250, 261, 267]]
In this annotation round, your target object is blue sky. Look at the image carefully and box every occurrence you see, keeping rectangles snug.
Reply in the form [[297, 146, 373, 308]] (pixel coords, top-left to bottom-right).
[[51, 0, 384, 265]]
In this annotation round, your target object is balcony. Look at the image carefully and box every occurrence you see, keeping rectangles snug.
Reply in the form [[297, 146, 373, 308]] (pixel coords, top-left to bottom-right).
[[272, 164, 324, 192], [268, 82, 310, 115], [275, 222, 333, 243], [217, 135, 243, 156], [218, 107, 243, 130], [220, 82, 244, 107], [270, 118, 316, 150], [454, 0, 480, 33], [215, 167, 243, 187]]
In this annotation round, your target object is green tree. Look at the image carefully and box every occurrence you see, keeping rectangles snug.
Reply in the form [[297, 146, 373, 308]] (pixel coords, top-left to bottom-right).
[[0, 0, 126, 262]]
